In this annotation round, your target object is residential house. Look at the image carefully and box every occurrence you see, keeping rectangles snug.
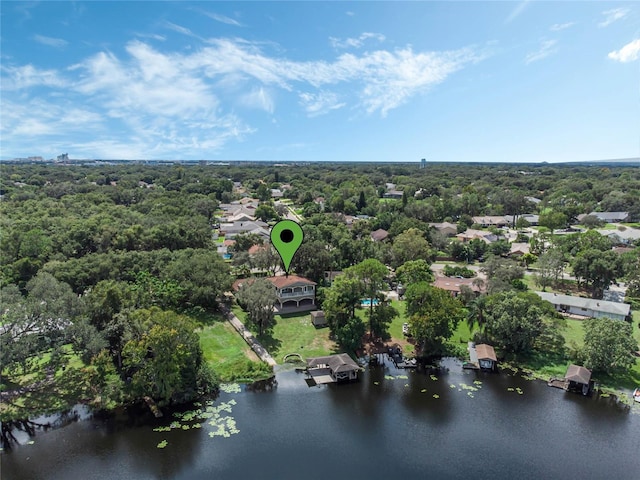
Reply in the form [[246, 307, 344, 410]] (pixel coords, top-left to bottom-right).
[[508, 242, 530, 257], [580, 211, 630, 223], [503, 214, 540, 226], [324, 270, 344, 285], [596, 228, 640, 245], [429, 222, 458, 237], [370, 228, 389, 242], [433, 276, 485, 297], [233, 274, 317, 313], [535, 292, 631, 321], [306, 354, 360, 384], [472, 215, 509, 228], [270, 188, 284, 199], [383, 190, 404, 200], [456, 229, 499, 244], [219, 220, 269, 238]]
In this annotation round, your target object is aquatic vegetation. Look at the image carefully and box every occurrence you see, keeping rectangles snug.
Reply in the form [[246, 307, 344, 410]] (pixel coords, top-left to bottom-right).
[[384, 375, 395, 380], [473, 380, 482, 385], [26, 440, 35, 445], [220, 383, 242, 394], [430, 375, 438, 381], [157, 440, 168, 449], [405, 384, 410, 387], [374, 381, 380, 385], [459, 383, 478, 392], [450, 384, 456, 389], [152, 400, 240, 440], [396, 375, 409, 380], [433, 394, 440, 399], [467, 392, 475, 398], [421, 389, 427, 393], [507, 387, 514, 392]]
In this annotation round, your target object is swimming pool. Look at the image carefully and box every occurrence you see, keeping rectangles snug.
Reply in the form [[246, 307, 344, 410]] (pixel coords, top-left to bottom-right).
[[360, 299, 380, 307]]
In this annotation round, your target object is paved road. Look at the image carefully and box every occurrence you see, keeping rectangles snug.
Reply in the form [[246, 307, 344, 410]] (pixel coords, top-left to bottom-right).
[[221, 305, 277, 367]]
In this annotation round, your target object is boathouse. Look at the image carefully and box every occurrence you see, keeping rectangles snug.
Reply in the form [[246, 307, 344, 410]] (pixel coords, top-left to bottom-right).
[[466, 342, 498, 371], [306, 354, 360, 384], [565, 364, 592, 395]]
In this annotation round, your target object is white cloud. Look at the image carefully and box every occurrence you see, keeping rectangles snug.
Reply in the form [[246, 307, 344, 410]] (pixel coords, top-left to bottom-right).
[[163, 21, 199, 38], [33, 34, 68, 48], [598, 8, 629, 28], [608, 39, 640, 63], [298, 91, 345, 117], [2, 36, 487, 157], [197, 9, 244, 27], [550, 22, 575, 32], [329, 32, 386, 49], [525, 39, 558, 64], [240, 87, 275, 113], [1, 64, 67, 89], [505, 0, 531, 23], [135, 33, 166, 41]]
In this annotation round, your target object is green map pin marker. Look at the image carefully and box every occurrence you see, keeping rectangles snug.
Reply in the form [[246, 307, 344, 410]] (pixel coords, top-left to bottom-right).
[[270, 220, 304, 276]]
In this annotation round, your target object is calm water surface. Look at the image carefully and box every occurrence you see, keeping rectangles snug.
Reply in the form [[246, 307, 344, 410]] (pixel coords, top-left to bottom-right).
[[3, 358, 640, 480]]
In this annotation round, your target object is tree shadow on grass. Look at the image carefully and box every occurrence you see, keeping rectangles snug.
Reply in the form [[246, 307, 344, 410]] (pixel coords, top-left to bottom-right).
[[255, 328, 282, 356]]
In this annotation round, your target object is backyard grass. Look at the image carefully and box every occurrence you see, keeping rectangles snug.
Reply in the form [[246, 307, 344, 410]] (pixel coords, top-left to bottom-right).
[[198, 320, 273, 382]]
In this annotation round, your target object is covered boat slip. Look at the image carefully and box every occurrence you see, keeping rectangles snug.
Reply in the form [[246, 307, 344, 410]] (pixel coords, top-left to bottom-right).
[[306, 353, 361, 385]]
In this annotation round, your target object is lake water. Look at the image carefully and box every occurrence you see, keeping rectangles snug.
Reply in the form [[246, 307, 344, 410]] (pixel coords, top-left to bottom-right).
[[3, 358, 640, 480]]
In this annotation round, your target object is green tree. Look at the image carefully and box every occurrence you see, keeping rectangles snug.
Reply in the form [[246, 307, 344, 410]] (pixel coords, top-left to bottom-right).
[[395, 259, 435, 286], [483, 291, 544, 354], [391, 228, 433, 268], [405, 282, 464, 356], [236, 278, 277, 336], [0, 273, 79, 374], [539, 210, 567, 231], [580, 317, 638, 374], [534, 248, 565, 290], [572, 249, 623, 298], [350, 259, 390, 338], [290, 240, 333, 284], [323, 274, 365, 350], [122, 308, 215, 405], [165, 249, 232, 308], [481, 255, 525, 293]]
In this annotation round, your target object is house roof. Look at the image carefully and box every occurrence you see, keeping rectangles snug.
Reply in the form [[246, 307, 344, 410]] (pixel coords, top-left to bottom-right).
[[565, 364, 591, 385], [310, 311, 325, 318], [475, 344, 497, 362], [472, 215, 508, 225], [433, 276, 485, 293], [429, 222, 458, 232], [587, 211, 629, 222], [535, 292, 630, 317], [370, 228, 389, 242], [307, 353, 359, 373], [248, 244, 267, 255], [268, 275, 316, 289], [456, 229, 498, 243], [509, 242, 530, 256]]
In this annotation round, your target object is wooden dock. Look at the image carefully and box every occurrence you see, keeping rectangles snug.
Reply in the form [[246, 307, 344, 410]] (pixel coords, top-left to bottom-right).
[[548, 378, 569, 390]]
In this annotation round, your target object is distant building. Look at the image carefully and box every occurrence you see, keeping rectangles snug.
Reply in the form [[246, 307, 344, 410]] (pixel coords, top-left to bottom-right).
[[578, 211, 630, 223], [429, 222, 458, 237], [420, 158, 426, 169], [383, 190, 404, 200], [433, 276, 485, 297], [472, 216, 509, 228], [370, 228, 389, 242]]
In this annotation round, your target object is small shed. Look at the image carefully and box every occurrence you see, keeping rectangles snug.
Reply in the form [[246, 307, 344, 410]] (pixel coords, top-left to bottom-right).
[[565, 364, 592, 395], [475, 344, 498, 371], [311, 310, 327, 327]]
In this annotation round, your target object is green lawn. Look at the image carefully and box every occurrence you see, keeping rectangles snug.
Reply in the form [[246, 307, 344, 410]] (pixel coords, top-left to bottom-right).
[[233, 304, 338, 362], [198, 320, 273, 382]]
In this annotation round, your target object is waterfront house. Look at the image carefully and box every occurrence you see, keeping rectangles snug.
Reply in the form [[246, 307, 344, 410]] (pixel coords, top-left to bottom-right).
[[306, 353, 360, 384], [535, 292, 630, 321], [233, 274, 317, 313]]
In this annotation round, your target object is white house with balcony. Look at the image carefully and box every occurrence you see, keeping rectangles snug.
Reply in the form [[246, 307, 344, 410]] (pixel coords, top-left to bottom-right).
[[233, 275, 317, 313]]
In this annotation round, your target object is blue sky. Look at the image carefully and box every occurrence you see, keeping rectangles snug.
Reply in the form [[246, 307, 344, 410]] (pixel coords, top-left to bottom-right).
[[1, 1, 639, 162]]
